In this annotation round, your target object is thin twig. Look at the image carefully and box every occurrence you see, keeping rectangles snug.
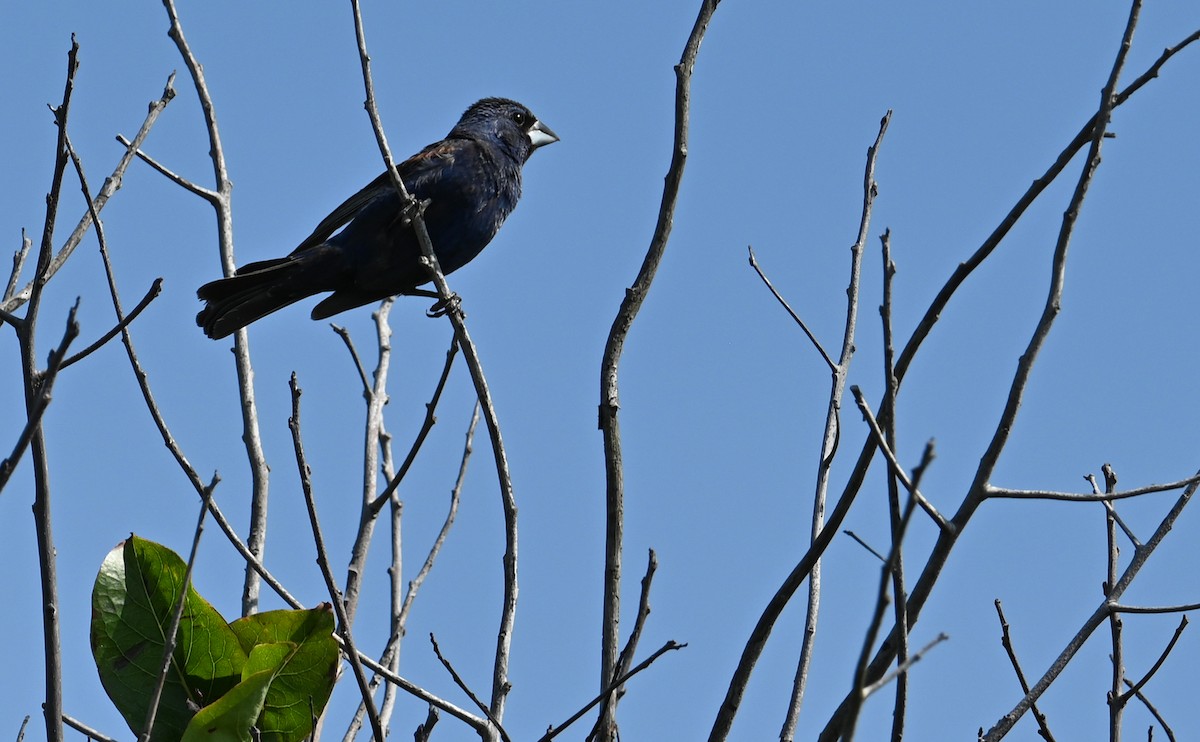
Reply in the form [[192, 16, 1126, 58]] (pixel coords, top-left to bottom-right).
[[0, 305, 22, 328], [878, 228, 910, 742], [59, 278, 162, 370], [61, 715, 118, 742], [376, 355, 403, 738], [349, 400, 482, 740], [843, 439, 931, 741], [985, 3, 1148, 735], [289, 374, 384, 742], [0, 308, 77, 495], [332, 324, 372, 396], [540, 641, 687, 742], [1123, 679, 1175, 742], [429, 634, 512, 742], [140, 476, 217, 742], [994, 600, 1057, 741], [860, 633, 949, 698], [62, 132, 167, 380], [850, 386, 947, 529], [114, 134, 215, 200], [1119, 616, 1188, 703], [4, 232, 31, 303], [349, 646, 486, 730], [747, 245, 836, 373], [820, 30, 1200, 739], [370, 335, 460, 514], [1105, 465, 1126, 741], [399, 402, 477, 628], [589, 550, 659, 741], [843, 531, 888, 564], [343, 299, 394, 627], [1089, 472, 1142, 548]]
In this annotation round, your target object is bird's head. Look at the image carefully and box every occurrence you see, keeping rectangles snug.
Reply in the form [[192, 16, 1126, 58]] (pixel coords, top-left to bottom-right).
[[452, 97, 559, 164]]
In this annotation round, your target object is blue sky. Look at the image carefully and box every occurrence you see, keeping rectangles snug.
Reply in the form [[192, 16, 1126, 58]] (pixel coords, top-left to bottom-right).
[[3, 2, 1200, 740]]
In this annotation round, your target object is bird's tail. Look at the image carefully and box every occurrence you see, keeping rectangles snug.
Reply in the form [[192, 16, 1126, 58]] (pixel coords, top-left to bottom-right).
[[196, 251, 333, 339]]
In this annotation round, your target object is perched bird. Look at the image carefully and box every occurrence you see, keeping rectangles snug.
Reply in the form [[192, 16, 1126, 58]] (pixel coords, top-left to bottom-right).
[[196, 97, 558, 339]]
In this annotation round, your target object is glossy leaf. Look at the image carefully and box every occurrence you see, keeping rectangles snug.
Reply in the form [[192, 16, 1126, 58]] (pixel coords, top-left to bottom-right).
[[180, 667, 275, 742], [229, 605, 339, 742], [90, 535, 246, 742]]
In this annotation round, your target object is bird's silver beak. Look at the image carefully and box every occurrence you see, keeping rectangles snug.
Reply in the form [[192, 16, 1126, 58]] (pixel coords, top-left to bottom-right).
[[527, 119, 559, 149]]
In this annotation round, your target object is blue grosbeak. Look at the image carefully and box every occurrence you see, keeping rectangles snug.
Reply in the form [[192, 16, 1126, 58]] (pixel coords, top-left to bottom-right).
[[196, 97, 558, 339]]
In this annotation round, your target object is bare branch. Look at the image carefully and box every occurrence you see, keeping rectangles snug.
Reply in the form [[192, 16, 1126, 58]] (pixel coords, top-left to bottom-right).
[[21, 38, 81, 742], [288, 374, 384, 742], [596, 3, 721, 734], [878, 227, 911, 742], [1105, 470, 1125, 740], [1110, 603, 1200, 614], [986, 475, 1200, 503]]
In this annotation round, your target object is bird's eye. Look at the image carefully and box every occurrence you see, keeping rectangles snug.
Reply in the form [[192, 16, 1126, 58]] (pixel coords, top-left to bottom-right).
[[511, 111, 527, 127]]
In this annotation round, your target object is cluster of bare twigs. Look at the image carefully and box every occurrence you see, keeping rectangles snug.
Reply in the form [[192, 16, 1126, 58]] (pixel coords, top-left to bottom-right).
[[7, 0, 1200, 740], [700, 2, 1200, 741]]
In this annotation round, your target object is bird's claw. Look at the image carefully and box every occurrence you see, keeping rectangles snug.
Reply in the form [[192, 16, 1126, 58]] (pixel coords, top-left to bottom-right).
[[426, 293, 462, 318]]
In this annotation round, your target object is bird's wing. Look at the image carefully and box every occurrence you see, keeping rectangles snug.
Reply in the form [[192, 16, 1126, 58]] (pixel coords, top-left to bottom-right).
[[291, 139, 464, 254]]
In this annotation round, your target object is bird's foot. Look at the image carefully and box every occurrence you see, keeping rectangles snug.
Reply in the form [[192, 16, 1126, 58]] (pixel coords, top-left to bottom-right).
[[426, 293, 462, 318]]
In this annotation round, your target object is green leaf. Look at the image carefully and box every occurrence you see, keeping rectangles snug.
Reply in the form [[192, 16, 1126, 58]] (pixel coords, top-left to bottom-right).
[[90, 535, 246, 742], [180, 668, 275, 742], [228, 605, 339, 742]]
